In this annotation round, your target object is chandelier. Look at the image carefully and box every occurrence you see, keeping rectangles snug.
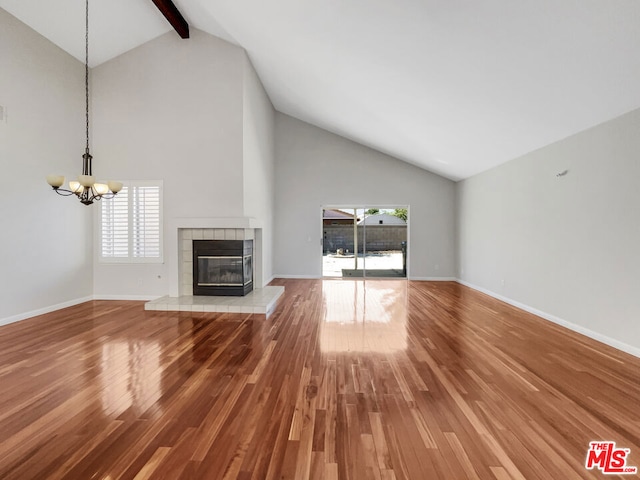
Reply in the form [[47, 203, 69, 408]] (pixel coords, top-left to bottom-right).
[[46, 0, 122, 205]]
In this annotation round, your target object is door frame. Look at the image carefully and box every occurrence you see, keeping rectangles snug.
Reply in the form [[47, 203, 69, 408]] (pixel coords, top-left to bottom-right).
[[320, 205, 410, 279]]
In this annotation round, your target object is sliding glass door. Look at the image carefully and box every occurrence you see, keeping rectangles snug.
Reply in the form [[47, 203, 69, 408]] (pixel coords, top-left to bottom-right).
[[322, 206, 408, 278]]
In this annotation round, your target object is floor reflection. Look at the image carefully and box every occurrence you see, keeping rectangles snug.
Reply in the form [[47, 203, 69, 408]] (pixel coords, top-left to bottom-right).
[[100, 340, 162, 417], [320, 279, 408, 353]]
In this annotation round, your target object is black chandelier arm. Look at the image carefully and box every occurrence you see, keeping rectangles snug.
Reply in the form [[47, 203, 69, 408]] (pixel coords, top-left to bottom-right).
[[88, 185, 118, 201], [50, 185, 119, 204], [97, 191, 117, 200], [51, 187, 77, 197]]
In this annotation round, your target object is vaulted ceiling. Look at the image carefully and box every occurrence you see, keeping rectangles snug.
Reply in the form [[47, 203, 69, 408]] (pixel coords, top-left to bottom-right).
[[3, 0, 640, 180]]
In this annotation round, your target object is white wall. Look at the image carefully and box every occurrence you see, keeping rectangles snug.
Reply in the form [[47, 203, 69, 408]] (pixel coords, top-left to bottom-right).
[[458, 108, 640, 354], [274, 113, 456, 279], [242, 54, 276, 286], [91, 29, 246, 298], [0, 8, 93, 323]]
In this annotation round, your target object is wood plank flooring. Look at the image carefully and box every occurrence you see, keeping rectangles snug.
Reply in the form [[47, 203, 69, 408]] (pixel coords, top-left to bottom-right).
[[0, 279, 639, 479]]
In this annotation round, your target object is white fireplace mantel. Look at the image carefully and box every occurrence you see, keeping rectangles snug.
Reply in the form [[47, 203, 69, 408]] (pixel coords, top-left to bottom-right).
[[169, 217, 263, 230], [167, 217, 264, 297]]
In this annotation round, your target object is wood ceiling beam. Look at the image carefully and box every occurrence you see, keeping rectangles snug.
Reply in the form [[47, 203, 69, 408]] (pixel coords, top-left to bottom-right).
[[150, 0, 190, 39]]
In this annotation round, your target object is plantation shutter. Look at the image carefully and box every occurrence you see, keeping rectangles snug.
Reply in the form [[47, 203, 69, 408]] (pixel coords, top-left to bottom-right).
[[101, 186, 129, 258], [132, 185, 161, 258], [100, 182, 163, 262]]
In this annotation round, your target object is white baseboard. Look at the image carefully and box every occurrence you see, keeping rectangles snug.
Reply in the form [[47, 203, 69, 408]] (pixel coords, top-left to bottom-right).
[[410, 277, 457, 281], [0, 296, 94, 327], [457, 279, 640, 359], [93, 294, 160, 301], [273, 275, 459, 281], [273, 274, 322, 279]]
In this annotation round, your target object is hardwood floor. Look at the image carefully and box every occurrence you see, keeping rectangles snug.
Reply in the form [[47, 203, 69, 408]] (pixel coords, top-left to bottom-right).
[[0, 279, 639, 479]]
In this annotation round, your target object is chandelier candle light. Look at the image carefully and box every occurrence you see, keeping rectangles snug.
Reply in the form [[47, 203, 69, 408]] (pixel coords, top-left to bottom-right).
[[46, 0, 122, 205]]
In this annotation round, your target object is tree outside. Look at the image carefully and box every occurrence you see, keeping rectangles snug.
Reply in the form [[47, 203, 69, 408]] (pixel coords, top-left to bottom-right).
[[391, 208, 407, 221]]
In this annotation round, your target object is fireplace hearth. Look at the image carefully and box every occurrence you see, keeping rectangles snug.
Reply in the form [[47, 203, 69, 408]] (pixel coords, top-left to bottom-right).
[[193, 240, 253, 296]]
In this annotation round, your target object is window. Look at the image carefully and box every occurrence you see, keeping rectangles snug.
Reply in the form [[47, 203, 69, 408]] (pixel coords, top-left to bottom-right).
[[100, 181, 163, 263]]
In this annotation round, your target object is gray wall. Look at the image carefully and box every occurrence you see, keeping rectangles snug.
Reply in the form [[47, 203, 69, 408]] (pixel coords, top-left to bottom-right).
[[274, 113, 456, 279], [242, 54, 276, 285], [0, 8, 93, 323], [91, 29, 246, 297], [458, 108, 640, 354]]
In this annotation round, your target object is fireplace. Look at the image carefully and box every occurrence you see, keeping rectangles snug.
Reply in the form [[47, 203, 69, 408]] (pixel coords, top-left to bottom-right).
[[192, 240, 253, 296]]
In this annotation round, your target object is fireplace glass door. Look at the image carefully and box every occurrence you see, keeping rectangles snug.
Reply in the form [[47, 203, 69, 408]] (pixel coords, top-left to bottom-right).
[[192, 239, 253, 296], [197, 256, 251, 286]]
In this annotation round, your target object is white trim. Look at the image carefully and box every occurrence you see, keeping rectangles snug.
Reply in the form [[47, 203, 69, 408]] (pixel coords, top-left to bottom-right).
[[274, 275, 427, 281], [93, 294, 161, 301], [170, 217, 263, 230], [264, 275, 276, 285], [410, 277, 457, 281], [273, 274, 322, 279], [457, 279, 640, 359], [0, 296, 93, 327]]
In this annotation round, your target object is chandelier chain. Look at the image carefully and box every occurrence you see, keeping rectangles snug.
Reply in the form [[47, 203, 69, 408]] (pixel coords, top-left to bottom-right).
[[46, 0, 122, 205], [85, 0, 89, 151]]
